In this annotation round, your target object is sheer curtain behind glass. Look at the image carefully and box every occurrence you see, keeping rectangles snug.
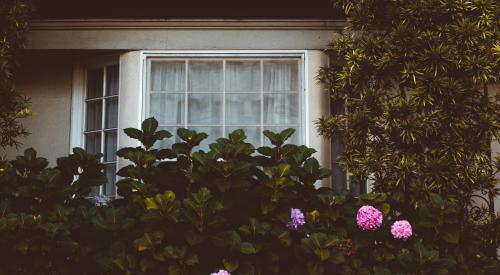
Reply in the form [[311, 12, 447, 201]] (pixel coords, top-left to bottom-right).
[[149, 57, 301, 150]]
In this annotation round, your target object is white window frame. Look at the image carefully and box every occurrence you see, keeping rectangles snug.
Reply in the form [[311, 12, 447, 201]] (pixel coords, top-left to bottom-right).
[[140, 50, 309, 147]]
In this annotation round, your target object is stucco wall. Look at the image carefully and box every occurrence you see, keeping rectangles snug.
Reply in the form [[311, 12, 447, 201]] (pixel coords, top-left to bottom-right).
[[1, 55, 73, 164]]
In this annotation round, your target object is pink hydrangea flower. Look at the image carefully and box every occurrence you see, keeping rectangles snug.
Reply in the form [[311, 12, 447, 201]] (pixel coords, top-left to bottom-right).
[[287, 208, 305, 230], [356, 205, 383, 231], [210, 270, 231, 275], [391, 220, 412, 240]]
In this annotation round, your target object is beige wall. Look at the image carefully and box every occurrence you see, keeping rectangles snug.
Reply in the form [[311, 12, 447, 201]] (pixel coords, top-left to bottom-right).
[[1, 55, 73, 164]]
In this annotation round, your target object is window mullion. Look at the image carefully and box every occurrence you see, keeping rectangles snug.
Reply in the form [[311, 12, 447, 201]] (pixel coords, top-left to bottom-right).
[[260, 60, 264, 146], [100, 67, 107, 196], [222, 60, 226, 137], [184, 60, 188, 128]]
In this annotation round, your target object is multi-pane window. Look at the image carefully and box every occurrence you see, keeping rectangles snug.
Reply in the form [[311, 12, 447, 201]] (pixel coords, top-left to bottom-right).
[[85, 65, 119, 197], [147, 58, 303, 150]]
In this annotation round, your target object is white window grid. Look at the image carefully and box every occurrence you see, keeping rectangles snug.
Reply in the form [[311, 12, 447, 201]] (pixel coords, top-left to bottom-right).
[[144, 56, 305, 147], [83, 64, 119, 197]]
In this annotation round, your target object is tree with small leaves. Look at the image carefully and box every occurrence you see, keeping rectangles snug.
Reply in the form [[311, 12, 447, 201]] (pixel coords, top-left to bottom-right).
[[0, 0, 33, 148], [317, 0, 500, 256]]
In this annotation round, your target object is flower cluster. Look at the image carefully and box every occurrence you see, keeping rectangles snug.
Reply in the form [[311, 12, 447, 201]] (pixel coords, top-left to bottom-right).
[[210, 270, 231, 275], [338, 238, 356, 256], [287, 208, 305, 230], [356, 205, 383, 231], [391, 220, 412, 240]]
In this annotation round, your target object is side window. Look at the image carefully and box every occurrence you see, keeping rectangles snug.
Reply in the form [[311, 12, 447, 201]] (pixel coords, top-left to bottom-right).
[[84, 64, 119, 197]]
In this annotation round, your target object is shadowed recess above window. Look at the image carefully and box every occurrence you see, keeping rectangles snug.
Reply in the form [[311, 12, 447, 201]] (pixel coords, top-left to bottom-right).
[[33, 0, 342, 19]]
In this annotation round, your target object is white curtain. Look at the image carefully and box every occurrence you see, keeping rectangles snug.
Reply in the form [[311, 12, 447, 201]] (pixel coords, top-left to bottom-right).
[[226, 61, 260, 92], [263, 60, 299, 125], [151, 61, 185, 91], [149, 59, 300, 148], [150, 93, 184, 125], [150, 61, 185, 125]]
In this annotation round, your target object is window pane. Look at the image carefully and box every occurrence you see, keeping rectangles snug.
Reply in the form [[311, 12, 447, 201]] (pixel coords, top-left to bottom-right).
[[105, 98, 118, 129], [226, 61, 260, 92], [85, 133, 101, 155], [188, 61, 223, 92], [104, 131, 117, 162], [226, 93, 260, 125], [154, 126, 179, 149], [188, 94, 222, 124], [87, 68, 104, 99], [264, 60, 299, 92], [263, 94, 299, 125], [189, 126, 222, 152], [150, 93, 184, 125], [86, 101, 102, 131], [227, 126, 261, 146], [264, 126, 299, 146], [103, 164, 116, 196], [151, 61, 185, 92], [106, 65, 119, 96]]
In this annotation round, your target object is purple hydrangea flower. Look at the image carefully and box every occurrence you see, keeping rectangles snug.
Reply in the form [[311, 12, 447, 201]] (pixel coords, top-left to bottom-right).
[[287, 208, 305, 230], [356, 205, 383, 231], [210, 270, 231, 275], [391, 220, 412, 240]]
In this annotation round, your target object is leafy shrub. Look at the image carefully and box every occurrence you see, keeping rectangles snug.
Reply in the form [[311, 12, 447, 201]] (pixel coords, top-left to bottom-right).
[[0, 118, 498, 274]]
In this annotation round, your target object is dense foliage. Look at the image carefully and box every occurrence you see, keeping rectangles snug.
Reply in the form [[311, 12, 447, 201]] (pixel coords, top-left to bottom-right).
[[0, 0, 32, 148], [316, 0, 500, 255], [0, 118, 498, 274]]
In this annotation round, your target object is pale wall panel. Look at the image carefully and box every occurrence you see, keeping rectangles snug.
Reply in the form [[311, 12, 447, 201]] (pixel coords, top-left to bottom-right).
[[1, 57, 73, 164]]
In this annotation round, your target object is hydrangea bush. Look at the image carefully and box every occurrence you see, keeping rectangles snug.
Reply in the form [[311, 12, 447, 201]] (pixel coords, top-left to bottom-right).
[[0, 118, 498, 274]]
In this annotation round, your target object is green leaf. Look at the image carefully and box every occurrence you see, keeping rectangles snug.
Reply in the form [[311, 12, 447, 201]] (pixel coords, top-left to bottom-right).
[[184, 230, 205, 246], [168, 265, 182, 275], [133, 232, 164, 252], [124, 128, 143, 140], [240, 242, 257, 254], [329, 250, 345, 264], [314, 248, 330, 261], [142, 117, 159, 134], [144, 198, 158, 210], [156, 130, 172, 140], [223, 257, 240, 272], [280, 128, 295, 141], [442, 229, 459, 244], [184, 254, 199, 266]]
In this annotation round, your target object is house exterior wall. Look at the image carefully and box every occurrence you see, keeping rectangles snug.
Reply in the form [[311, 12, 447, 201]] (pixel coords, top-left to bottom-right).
[[4, 20, 337, 171], [1, 56, 73, 163]]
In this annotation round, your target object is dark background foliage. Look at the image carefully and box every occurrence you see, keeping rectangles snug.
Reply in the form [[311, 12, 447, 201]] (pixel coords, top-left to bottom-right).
[[0, 0, 32, 148]]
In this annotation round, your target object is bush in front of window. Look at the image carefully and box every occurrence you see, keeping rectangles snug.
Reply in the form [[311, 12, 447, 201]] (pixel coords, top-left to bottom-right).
[[0, 118, 498, 274]]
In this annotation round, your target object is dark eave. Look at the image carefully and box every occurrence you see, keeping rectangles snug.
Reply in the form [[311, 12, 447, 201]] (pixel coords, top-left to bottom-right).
[[33, 0, 343, 20]]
